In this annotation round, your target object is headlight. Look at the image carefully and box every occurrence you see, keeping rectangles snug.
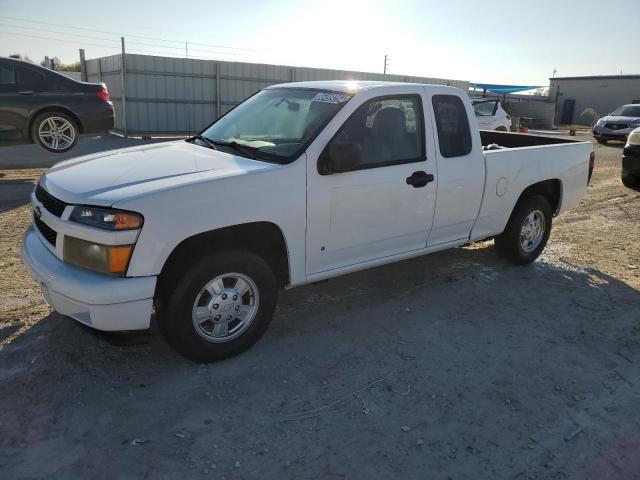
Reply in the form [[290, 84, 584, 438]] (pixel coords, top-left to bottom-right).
[[627, 131, 640, 146], [596, 118, 606, 126], [69, 206, 143, 230], [63, 236, 134, 276]]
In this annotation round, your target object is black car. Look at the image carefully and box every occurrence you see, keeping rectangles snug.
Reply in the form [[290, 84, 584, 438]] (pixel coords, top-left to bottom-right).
[[622, 128, 640, 190], [0, 57, 114, 153]]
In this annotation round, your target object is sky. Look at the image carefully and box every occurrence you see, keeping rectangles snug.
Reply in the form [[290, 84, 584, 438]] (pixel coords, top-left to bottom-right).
[[1, 0, 639, 87]]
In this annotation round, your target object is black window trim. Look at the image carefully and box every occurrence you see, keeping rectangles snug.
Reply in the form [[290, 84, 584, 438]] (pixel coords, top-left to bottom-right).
[[432, 93, 473, 159], [318, 93, 427, 175]]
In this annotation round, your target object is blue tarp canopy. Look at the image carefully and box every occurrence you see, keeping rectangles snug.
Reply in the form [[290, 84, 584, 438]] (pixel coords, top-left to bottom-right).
[[470, 83, 541, 94]]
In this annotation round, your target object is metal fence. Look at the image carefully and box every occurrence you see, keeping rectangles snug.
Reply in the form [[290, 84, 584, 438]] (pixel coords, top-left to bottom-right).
[[85, 54, 469, 135]]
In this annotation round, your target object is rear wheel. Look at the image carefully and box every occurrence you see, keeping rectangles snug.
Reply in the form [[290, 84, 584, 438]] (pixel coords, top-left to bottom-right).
[[494, 195, 552, 264], [156, 250, 277, 362], [31, 111, 78, 153]]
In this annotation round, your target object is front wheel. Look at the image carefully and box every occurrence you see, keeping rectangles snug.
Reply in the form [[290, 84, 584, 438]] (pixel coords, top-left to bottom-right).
[[494, 195, 552, 264], [157, 251, 278, 362]]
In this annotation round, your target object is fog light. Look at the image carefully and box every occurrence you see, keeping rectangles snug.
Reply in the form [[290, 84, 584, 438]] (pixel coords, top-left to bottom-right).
[[64, 236, 133, 276]]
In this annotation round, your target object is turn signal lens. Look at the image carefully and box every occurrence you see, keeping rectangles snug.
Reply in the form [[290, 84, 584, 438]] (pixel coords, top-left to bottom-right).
[[108, 245, 134, 274], [64, 236, 134, 276]]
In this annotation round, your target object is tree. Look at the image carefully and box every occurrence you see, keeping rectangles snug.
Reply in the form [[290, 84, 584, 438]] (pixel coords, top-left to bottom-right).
[[40, 56, 61, 69], [39, 57, 80, 71], [9, 53, 33, 63], [57, 61, 81, 72]]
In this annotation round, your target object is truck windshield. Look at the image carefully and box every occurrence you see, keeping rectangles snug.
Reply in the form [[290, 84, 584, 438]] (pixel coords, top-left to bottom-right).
[[200, 88, 352, 163]]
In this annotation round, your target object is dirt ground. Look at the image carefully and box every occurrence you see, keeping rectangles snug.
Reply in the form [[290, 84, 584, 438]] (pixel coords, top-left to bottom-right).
[[1, 136, 639, 479]]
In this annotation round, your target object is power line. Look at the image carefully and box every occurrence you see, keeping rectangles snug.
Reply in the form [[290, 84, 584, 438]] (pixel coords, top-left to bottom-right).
[[0, 27, 257, 61], [0, 23, 121, 45], [0, 15, 258, 52], [0, 30, 120, 51]]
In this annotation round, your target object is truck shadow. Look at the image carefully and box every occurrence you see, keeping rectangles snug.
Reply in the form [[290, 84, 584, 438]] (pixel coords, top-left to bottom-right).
[[0, 178, 36, 214], [2, 242, 640, 478], [3, 242, 639, 370]]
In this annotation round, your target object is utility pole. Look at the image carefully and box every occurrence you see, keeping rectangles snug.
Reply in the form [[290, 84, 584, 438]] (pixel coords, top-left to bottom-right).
[[79, 48, 87, 82], [185, 42, 188, 58], [383, 54, 390, 75], [120, 36, 128, 138]]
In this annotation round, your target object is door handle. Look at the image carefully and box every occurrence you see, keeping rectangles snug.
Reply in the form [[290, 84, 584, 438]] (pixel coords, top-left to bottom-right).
[[18, 90, 34, 95], [406, 171, 434, 188]]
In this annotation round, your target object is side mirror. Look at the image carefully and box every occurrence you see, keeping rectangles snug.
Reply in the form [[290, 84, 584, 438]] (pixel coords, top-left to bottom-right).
[[326, 141, 363, 173]]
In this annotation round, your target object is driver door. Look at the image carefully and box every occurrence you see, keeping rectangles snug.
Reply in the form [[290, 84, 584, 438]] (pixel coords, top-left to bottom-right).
[[305, 88, 437, 275]]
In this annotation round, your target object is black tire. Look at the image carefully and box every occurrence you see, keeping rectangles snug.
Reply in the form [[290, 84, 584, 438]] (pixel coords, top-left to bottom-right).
[[622, 170, 640, 190], [31, 111, 79, 153], [494, 195, 552, 265], [596, 138, 607, 145], [156, 250, 278, 362]]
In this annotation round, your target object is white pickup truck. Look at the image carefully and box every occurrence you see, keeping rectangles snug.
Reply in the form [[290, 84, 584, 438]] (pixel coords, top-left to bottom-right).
[[22, 81, 595, 361]]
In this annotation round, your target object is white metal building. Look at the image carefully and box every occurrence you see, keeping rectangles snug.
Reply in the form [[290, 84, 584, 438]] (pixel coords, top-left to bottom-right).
[[549, 75, 640, 126]]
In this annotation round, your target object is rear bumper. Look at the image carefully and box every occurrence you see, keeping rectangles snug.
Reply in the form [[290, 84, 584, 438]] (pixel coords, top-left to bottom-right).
[[79, 102, 115, 134], [22, 226, 156, 331]]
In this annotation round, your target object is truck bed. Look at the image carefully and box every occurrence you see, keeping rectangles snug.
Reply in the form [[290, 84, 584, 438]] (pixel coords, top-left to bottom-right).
[[480, 130, 580, 149], [471, 131, 593, 243]]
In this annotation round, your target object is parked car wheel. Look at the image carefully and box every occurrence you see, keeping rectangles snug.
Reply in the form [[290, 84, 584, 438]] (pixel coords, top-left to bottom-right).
[[157, 250, 278, 362], [494, 195, 552, 264], [31, 111, 79, 153], [621, 170, 640, 190]]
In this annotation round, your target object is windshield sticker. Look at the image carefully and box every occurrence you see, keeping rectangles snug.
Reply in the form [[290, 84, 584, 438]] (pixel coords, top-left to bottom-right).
[[312, 92, 350, 104]]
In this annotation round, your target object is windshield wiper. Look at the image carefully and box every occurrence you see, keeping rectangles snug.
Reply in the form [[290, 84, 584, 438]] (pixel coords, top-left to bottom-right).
[[211, 140, 258, 159], [186, 134, 218, 150]]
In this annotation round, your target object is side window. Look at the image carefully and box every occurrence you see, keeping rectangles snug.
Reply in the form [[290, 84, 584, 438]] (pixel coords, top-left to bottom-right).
[[432, 95, 472, 158], [0, 62, 17, 92], [473, 100, 496, 117], [15, 65, 45, 91], [326, 95, 424, 171]]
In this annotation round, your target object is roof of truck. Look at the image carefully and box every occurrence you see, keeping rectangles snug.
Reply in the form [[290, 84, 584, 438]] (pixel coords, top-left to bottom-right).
[[267, 80, 459, 93]]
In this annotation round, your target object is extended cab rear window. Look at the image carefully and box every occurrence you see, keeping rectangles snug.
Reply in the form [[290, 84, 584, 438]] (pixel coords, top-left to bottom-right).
[[432, 95, 472, 158]]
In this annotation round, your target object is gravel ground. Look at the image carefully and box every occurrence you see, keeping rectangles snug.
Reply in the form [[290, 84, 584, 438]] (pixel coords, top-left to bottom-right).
[[1, 136, 639, 479]]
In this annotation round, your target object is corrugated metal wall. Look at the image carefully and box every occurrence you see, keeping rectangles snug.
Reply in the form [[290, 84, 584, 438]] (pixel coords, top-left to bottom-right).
[[85, 53, 469, 134]]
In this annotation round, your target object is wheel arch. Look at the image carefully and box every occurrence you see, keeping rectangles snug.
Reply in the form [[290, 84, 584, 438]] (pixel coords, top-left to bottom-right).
[[514, 178, 562, 216], [28, 106, 84, 140], [156, 221, 291, 297]]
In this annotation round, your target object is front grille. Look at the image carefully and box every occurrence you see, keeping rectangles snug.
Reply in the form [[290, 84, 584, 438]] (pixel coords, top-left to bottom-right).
[[604, 123, 629, 131], [34, 216, 57, 247], [35, 184, 67, 217]]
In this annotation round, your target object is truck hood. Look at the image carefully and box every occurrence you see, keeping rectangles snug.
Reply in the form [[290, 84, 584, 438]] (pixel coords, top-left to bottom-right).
[[40, 140, 279, 207]]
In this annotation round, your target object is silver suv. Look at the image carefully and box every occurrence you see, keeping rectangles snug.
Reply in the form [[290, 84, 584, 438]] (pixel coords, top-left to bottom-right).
[[593, 104, 640, 144]]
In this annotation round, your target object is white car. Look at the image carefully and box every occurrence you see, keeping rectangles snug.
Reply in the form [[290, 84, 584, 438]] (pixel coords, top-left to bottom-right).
[[23, 81, 594, 361], [472, 98, 511, 131]]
